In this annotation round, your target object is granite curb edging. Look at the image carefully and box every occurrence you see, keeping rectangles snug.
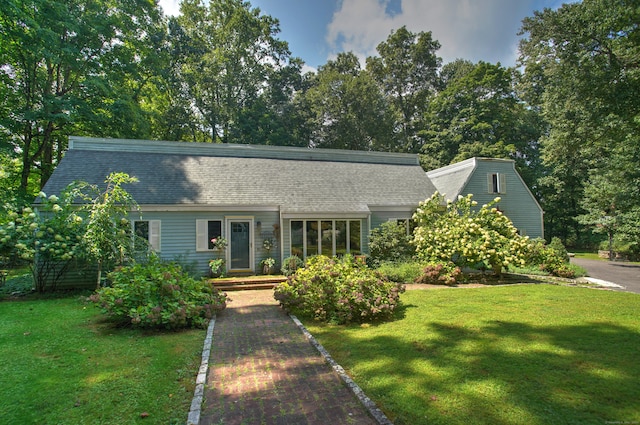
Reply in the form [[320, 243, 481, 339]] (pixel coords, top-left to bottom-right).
[[186, 307, 393, 425], [290, 314, 393, 425], [186, 316, 216, 425]]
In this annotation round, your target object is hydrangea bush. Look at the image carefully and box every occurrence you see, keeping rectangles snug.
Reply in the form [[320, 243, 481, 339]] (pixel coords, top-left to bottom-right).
[[412, 193, 530, 275], [414, 261, 463, 285], [0, 185, 86, 292], [274, 255, 405, 324], [90, 256, 227, 329]]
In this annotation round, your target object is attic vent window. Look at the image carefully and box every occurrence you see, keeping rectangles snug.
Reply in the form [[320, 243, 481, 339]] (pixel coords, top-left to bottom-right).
[[488, 173, 506, 194]]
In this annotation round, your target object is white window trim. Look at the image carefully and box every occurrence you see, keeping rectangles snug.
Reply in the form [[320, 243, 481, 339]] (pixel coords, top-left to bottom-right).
[[488, 173, 507, 194], [289, 219, 362, 259], [132, 219, 161, 252], [196, 219, 223, 252]]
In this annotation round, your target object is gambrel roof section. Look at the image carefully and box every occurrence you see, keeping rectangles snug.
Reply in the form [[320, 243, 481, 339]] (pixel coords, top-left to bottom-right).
[[426, 157, 477, 201], [42, 137, 437, 215]]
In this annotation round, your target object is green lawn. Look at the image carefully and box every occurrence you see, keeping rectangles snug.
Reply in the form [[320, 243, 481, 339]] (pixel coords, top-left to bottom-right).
[[572, 251, 604, 260], [0, 295, 205, 424], [303, 285, 640, 425]]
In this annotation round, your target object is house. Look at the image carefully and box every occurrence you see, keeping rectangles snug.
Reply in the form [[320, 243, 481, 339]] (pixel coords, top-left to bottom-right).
[[40, 138, 543, 281], [41, 137, 437, 276], [426, 157, 544, 238]]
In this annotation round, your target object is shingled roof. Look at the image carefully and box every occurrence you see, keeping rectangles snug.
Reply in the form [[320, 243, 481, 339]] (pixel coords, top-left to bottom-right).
[[426, 157, 477, 200], [41, 137, 436, 215]]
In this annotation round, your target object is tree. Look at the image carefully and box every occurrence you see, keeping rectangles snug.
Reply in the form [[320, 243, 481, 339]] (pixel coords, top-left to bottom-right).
[[0, 0, 164, 196], [171, 0, 297, 143], [367, 26, 441, 153], [302, 52, 395, 150], [519, 0, 640, 245], [420, 62, 544, 188], [229, 57, 307, 146], [82, 172, 139, 289]]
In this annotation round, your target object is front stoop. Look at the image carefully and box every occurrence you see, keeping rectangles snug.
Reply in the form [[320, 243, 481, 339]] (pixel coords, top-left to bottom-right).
[[210, 276, 287, 291]]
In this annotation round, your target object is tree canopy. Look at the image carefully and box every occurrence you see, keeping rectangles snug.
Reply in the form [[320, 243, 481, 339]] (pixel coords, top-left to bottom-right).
[[1, 0, 638, 253]]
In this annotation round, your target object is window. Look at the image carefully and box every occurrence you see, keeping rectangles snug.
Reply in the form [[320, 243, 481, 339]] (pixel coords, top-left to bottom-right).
[[488, 173, 506, 194], [290, 219, 362, 258], [392, 218, 415, 235], [196, 219, 223, 251], [133, 220, 161, 252]]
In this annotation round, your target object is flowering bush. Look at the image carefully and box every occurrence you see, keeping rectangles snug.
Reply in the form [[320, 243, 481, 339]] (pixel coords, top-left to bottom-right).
[[208, 258, 226, 277], [210, 237, 227, 251], [90, 255, 227, 329], [412, 193, 530, 275], [263, 238, 273, 251], [0, 185, 87, 292], [414, 261, 463, 285], [274, 255, 405, 324]]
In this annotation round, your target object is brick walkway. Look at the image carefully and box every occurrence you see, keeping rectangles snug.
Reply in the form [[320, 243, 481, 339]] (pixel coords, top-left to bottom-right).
[[200, 289, 378, 425]]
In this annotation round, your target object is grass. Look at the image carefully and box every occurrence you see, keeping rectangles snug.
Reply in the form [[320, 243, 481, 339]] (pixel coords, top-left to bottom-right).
[[572, 251, 603, 261], [0, 294, 205, 424], [303, 285, 640, 425]]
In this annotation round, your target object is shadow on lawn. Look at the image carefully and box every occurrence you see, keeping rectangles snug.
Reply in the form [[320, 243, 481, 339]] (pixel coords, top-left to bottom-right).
[[346, 320, 640, 425]]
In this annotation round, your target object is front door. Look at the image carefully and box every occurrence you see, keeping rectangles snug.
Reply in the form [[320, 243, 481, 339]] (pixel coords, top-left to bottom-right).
[[228, 220, 252, 271]]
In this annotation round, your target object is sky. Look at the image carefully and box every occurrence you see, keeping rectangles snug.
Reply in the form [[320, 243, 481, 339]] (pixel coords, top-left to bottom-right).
[[157, 0, 569, 73]]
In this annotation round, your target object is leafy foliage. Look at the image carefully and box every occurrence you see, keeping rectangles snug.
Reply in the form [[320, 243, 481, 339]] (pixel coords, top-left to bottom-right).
[[280, 255, 304, 276], [367, 26, 441, 152], [420, 61, 544, 187], [523, 237, 577, 278], [0, 0, 163, 193], [274, 255, 404, 324], [412, 193, 530, 275], [90, 255, 227, 329], [0, 184, 86, 292], [519, 0, 640, 246], [368, 221, 414, 266], [302, 52, 395, 151], [375, 261, 423, 283], [414, 261, 463, 286], [82, 172, 140, 288]]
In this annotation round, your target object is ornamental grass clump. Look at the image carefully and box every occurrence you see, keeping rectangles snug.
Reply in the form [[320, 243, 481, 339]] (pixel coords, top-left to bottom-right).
[[90, 256, 227, 329], [274, 255, 404, 324]]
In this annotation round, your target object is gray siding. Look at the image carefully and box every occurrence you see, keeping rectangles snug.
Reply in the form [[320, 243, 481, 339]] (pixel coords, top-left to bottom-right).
[[461, 161, 543, 238], [142, 210, 281, 274]]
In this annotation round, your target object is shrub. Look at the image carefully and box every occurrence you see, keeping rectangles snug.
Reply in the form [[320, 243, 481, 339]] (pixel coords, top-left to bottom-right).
[[90, 256, 227, 329], [376, 261, 423, 283], [412, 193, 529, 275], [414, 261, 463, 285], [368, 221, 414, 266], [598, 235, 640, 261], [524, 237, 576, 277], [548, 237, 570, 263], [0, 186, 87, 292], [281, 255, 304, 276], [274, 255, 404, 324]]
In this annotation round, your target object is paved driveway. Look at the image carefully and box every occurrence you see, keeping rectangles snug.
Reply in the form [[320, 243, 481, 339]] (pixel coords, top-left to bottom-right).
[[571, 257, 640, 294]]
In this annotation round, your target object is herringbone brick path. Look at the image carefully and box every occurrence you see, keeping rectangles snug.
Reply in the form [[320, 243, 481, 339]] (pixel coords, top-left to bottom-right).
[[199, 289, 377, 425]]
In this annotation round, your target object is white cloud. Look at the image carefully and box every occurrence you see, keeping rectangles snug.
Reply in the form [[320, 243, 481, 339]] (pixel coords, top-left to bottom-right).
[[327, 0, 538, 66], [158, 0, 181, 16]]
